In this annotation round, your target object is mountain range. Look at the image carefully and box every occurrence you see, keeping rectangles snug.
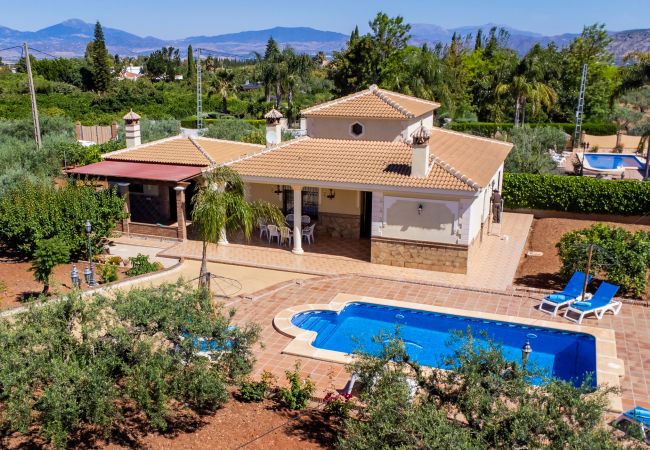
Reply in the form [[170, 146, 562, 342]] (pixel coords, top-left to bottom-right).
[[0, 19, 648, 63]]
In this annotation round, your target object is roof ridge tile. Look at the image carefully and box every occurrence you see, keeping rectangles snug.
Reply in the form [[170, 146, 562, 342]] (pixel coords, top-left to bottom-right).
[[430, 154, 480, 191], [189, 136, 217, 165], [433, 126, 513, 147]]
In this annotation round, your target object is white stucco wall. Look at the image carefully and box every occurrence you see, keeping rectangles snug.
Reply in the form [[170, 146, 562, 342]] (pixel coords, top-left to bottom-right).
[[305, 112, 434, 142], [467, 163, 504, 244]]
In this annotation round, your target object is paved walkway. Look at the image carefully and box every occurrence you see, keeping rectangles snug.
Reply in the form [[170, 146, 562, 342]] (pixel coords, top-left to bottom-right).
[[159, 212, 533, 291], [227, 274, 648, 412]]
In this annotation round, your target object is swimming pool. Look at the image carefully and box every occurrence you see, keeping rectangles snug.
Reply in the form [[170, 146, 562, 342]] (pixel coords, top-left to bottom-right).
[[583, 153, 645, 171], [291, 302, 597, 386]]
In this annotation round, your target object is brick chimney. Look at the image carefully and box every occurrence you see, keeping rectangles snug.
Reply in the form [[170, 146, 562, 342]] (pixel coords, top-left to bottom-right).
[[123, 110, 141, 148], [410, 123, 431, 178], [264, 108, 283, 147]]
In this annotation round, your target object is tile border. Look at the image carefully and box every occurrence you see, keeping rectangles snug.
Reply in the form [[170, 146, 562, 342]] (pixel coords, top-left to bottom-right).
[[273, 292, 625, 412]]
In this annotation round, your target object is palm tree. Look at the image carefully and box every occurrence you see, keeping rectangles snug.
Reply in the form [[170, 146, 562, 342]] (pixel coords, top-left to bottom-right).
[[208, 69, 237, 114], [191, 167, 284, 284], [496, 76, 557, 127], [281, 48, 313, 123]]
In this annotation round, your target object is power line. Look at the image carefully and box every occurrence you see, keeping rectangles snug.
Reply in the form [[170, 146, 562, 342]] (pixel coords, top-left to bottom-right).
[[29, 47, 58, 59], [0, 45, 22, 53]]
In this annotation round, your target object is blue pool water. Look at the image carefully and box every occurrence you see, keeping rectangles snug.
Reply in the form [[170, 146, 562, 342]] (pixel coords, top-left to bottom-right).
[[584, 153, 644, 170], [292, 302, 597, 386]]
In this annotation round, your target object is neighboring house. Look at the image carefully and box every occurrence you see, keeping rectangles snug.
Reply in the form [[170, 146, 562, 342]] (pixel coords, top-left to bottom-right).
[[118, 65, 144, 81], [68, 86, 512, 273]]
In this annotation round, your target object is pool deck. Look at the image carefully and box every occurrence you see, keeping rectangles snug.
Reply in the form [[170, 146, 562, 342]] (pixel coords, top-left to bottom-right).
[[226, 274, 650, 412]]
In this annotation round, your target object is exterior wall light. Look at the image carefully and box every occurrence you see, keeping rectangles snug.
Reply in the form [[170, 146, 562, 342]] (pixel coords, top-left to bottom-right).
[[273, 185, 282, 195], [418, 204, 423, 215], [327, 189, 336, 200]]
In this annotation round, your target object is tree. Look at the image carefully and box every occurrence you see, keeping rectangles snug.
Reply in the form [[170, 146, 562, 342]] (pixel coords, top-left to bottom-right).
[[0, 282, 261, 448], [191, 167, 284, 283], [30, 237, 70, 294], [497, 75, 557, 126], [145, 47, 181, 81], [505, 126, 566, 174], [208, 69, 237, 113], [89, 21, 112, 93], [186, 45, 194, 81], [339, 332, 626, 449]]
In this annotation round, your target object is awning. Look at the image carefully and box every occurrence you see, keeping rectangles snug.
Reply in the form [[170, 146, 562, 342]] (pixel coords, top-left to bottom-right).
[[67, 161, 204, 182]]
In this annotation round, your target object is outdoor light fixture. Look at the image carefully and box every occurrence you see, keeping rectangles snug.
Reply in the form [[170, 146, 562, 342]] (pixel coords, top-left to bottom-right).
[[521, 340, 533, 367], [85, 220, 96, 286], [70, 265, 80, 289], [418, 204, 423, 215], [327, 189, 336, 200], [273, 185, 282, 195]]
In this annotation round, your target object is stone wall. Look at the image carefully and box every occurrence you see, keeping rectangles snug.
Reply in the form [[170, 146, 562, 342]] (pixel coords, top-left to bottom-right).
[[371, 237, 469, 274], [318, 213, 360, 239]]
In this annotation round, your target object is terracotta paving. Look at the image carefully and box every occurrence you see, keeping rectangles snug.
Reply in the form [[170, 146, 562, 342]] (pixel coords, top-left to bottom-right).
[[224, 275, 650, 412], [160, 212, 533, 291]]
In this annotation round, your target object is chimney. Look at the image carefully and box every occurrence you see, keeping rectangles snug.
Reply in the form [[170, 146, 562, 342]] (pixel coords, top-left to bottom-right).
[[410, 123, 431, 178], [264, 108, 283, 148], [123, 109, 141, 148]]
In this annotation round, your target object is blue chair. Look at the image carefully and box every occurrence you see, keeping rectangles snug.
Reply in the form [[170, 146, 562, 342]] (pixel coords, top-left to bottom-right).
[[538, 272, 592, 316], [613, 406, 650, 445], [563, 281, 621, 324]]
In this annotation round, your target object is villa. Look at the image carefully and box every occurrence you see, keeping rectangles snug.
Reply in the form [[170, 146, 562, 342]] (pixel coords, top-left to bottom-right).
[[69, 85, 513, 274]]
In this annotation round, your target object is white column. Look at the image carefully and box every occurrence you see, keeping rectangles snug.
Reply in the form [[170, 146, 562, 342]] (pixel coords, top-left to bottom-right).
[[218, 228, 228, 245], [292, 185, 303, 254]]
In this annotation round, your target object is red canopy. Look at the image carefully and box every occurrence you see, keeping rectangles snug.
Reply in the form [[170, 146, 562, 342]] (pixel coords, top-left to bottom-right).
[[67, 161, 203, 182]]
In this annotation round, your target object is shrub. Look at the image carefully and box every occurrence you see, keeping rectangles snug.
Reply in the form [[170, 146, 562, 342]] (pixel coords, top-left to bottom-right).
[[0, 180, 126, 257], [338, 332, 624, 449], [239, 378, 271, 402], [448, 121, 616, 137], [503, 173, 650, 215], [557, 224, 650, 297], [101, 264, 118, 284], [505, 126, 567, 174], [0, 282, 260, 448], [106, 255, 123, 266], [278, 363, 315, 410], [0, 279, 7, 292], [30, 237, 70, 294], [126, 254, 163, 277]]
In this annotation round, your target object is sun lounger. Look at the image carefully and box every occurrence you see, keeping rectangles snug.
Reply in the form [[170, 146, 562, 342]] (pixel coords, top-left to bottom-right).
[[538, 272, 592, 316], [613, 406, 650, 444], [563, 281, 621, 324]]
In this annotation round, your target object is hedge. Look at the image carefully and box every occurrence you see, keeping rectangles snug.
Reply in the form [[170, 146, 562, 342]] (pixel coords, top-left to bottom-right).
[[502, 173, 650, 216], [448, 122, 617, 137], [180, 117, 266, 129]]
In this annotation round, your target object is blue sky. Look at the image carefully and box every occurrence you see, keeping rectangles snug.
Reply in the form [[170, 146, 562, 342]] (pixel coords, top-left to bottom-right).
[[2, 0, 647, 39]]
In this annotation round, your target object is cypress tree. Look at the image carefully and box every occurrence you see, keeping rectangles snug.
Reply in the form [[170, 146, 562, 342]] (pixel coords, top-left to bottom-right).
[[474, 28, 483, 51], [91, 21, 111, 93], [187, 45, 194, 80]]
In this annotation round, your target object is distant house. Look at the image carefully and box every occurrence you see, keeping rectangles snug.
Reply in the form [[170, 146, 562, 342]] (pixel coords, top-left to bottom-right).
[[118, 66, 144, 81], [68, 86, 512, 274], [241, 80, 263, 91], [174, 74, 184, 81]]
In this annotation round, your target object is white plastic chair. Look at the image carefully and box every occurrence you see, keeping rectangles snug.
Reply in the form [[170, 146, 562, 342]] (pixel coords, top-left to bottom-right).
[[285, 213, 294, 224], [279, 226, 292, 247], [258, 218, 268, 239], [302, 223, 316, 244], [301, 215, 311, 225], [267, 224, 280, 244]]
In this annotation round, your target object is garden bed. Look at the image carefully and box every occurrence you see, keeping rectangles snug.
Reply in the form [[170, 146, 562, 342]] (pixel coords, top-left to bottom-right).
[[514, 217, 649, 299]]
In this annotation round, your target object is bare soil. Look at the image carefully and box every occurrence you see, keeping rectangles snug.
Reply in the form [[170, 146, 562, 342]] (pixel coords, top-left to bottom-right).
[[0, 248, 130, 311], [515, 217, 649, 299]]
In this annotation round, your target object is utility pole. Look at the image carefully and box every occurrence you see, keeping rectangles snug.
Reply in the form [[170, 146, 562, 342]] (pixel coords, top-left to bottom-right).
[[573, 64, 587, 149], [23, 42, 42, 149], [196, 48, 203, 132], [581, 243, 594, 301]]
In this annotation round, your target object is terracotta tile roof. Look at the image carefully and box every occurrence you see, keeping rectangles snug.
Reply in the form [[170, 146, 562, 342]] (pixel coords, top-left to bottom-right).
[[229, 137, 474, 191], [301, 85, 440, 119], [102, 136, 262, 167], [428, 128, 513, 187]]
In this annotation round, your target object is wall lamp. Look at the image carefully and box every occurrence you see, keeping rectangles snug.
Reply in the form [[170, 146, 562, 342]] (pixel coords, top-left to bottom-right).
[[273, 185, 282, 195], [326, 189, 336, 200], [418, 204, 423, 215]]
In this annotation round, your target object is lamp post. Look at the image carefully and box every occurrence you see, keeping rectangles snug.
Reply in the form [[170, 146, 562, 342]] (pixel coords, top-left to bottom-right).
[[521, 340, 533, 368], [85, 220, 96, 286], [70, 265, 81, 289]]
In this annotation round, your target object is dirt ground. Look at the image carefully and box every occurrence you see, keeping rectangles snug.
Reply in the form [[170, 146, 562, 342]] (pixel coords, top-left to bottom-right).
[[3, 397, 336, 450], [0, 248, 130, 311], [515, 217, 649, 299]]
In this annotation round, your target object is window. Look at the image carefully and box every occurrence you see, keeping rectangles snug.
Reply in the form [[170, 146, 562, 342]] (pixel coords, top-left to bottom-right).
[[350, 122, 364, 137], [129, 183, 144, 194]]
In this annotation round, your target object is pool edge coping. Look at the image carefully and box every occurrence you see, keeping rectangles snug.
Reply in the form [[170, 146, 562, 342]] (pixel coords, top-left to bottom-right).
[[272, 293, 625, 412]]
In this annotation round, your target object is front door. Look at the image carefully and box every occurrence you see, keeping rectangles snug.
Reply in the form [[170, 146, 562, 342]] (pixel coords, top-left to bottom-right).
[[359, 191, 372, 239]]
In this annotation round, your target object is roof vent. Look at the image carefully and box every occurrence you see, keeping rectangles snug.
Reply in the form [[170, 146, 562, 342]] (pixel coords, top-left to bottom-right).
[[411, 122, 431, 145]]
